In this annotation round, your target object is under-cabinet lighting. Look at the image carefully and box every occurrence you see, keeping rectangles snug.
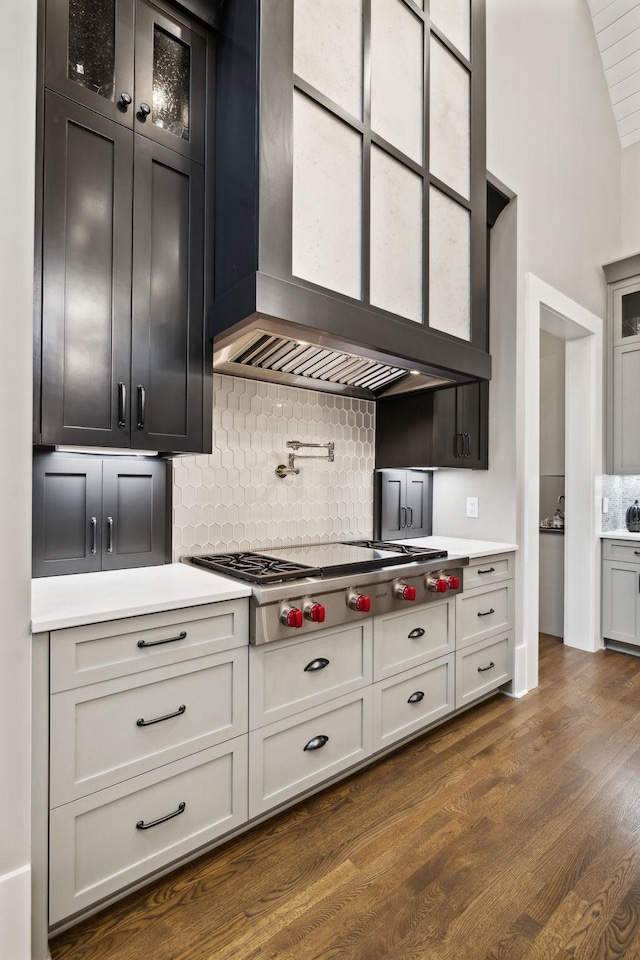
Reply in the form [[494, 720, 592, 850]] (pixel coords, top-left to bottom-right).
[[55, 446, 161, 457]]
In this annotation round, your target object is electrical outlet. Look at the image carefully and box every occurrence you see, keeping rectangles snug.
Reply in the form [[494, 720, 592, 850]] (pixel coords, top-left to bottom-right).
[[466, 497, 479, 518], [602, 497, 609, 514]]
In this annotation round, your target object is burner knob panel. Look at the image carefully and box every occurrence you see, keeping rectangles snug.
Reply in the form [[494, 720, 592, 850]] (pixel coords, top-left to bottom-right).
[[280, 605, 303, 628], [347, 591, 371, 613], [427, 576, 449, 594], [393, 581, 417, 602], [304, 601, 326, 623]]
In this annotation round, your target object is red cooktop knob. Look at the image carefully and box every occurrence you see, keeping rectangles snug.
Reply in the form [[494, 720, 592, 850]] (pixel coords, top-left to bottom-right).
[[394, 581, 417, 601], [428, 577, 448, 594], [305, 602, 326, 623], [280, 606, 303, 628], [447, 576, 460, 591], [348, 591, 371, 613]]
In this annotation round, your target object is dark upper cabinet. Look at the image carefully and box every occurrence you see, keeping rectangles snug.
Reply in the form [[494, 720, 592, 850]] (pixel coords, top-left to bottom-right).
[[37, 0, 212, 453], [45, 0, 205, 162], [33, 453, 168, 577], [211, 0, 491, 393], [375, 470, 432, 541], [375, 380, 488, 472], [432, 382, 488, 470]]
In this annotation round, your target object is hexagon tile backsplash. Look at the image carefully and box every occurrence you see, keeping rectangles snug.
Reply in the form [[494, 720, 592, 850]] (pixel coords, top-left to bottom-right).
[[172, 374, 376, 559]]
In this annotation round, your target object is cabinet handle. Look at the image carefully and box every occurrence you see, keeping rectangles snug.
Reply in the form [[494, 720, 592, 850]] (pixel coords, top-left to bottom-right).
[[117, 382, 127, 429], [137, 101, 151, 121], [106, 516, 114, 554], [456, 432, 464, 457], [400, 505, 407, 528], [477, 608, 495, 617], [136, 801, 186, 830], [90, 517, 97, 555], [407, 691, 425, 703], [304, 657, 330, 672], [407, 505, 413, 527], [118, 91, 132, 110], [303, 734, 329, 752], [478, 661, 495, 673], [137, 385, 146, 430], [635, 551, 640, 556], [408, 627, 425, 639], [478, 567, 495, 575], [136, 704, 186, 727], [137, 630, 187, 649], [464, 433, 471, 457]]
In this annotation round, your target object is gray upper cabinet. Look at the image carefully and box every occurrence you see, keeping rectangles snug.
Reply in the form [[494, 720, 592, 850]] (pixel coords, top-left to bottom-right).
[[375, 470, 432, 541], [33, 453, 168, 577], [603, 256, 640, 474], [211, 0, 490, 391], [432, 381, 488, 469], [37, 0, 211, 454]]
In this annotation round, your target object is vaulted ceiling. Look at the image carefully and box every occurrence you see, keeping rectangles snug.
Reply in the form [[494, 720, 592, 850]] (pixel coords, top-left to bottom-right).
[[588, 0, 640, 148]]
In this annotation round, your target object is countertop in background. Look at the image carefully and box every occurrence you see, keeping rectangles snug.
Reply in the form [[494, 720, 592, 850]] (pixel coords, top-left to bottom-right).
[[390, 536, 518, 559], [600, 530, 640, 541]]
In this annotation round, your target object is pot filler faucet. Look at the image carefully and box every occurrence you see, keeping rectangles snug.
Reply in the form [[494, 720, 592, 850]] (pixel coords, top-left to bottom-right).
[[276, 440, 335, 479]]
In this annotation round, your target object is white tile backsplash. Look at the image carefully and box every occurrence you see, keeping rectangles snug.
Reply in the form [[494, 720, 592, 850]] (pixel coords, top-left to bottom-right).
[[601, 474, 640, 531], [172, 375, 375, 559]]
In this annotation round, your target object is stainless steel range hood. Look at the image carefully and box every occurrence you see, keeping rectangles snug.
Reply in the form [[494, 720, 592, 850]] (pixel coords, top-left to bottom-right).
[[213, 315, 459, 400]]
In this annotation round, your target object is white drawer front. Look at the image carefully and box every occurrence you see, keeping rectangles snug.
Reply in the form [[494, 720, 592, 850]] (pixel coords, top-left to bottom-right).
[[455, 634, 512, 707], [456, 582, 513, 649], [463, 554, 513, 590], [249, 622, 372, 728], [372, 654, 454, 751], [373, 600, 453, 681], [49, 736, 248, 924], [50, 599, 248, 692], [249, 690, 372, 818], [50, 649, 248, 805], [602, 539, 640, 564]]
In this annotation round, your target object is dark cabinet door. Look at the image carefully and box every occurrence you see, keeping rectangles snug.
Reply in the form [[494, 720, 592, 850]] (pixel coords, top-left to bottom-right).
[[404, 472, 432, 537], [131, 135, 205, 451], [41, 92, 133, 446], [102, 458, 167, 569], [33, 455, 103, 577], [432, 382, 488, 470], [46, 0, 135, 127], [134, 0, 206, 163]]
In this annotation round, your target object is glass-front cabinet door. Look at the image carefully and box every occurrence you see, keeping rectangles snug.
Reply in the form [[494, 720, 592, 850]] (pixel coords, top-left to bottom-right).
[[134, 0, 206, 162], [46, 0, 135, 126], [613, 280, 640, 346]]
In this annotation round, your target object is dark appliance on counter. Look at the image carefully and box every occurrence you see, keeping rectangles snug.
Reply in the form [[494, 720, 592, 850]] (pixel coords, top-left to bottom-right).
[[189, 540, 466, 645], [626, 500, 640, 533]]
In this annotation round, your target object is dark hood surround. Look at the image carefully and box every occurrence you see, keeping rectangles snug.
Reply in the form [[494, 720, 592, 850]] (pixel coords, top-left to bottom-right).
[[210, 0, 491, 400]]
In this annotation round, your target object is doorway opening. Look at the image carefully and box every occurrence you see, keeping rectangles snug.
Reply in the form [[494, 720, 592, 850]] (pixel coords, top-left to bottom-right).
[[516, 276, 604, 696]]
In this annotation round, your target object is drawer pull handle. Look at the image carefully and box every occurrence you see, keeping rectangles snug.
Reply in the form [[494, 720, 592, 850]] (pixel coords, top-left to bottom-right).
[[478, 661, 495, 673], [478, 608, 495, 617], [408, 690, 425, 703], [136, 704, 186, 727], [137, 630, 187, 648], [136, 801, 186, 830], [304, 734, 329, 752], [408, 628, 425, 639], [304, 657, 330, 672], [635, 551, 640, 556], [478, 567, 495, 575]]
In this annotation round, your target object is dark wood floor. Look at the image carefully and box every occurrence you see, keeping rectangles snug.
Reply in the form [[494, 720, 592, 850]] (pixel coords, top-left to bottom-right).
[[51, 635, 640, 960]]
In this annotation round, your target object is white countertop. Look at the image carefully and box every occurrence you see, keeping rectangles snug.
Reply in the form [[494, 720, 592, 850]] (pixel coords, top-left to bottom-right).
[[31, 563, 251, 633], [600, 530, 640, 541], [390, 536, 518, 560]]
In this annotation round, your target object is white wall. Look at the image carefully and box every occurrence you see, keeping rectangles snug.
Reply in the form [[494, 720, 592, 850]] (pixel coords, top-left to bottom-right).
[[0, 1, 37, 956], [621, 140, 640, 256], [434, 0, 620, 545], [539, 330, 565, 478]]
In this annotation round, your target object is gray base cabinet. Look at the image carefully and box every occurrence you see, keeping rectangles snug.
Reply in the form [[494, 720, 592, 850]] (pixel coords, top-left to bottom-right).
[[33, 453, 168, 577], [602, 540, 640, 647]]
